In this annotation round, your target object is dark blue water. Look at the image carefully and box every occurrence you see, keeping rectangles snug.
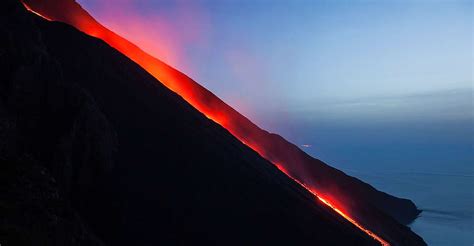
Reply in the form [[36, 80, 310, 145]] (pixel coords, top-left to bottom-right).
[[258, 110, 473, 245], [344, 169, 473, 246], [307, 129, 473, 245], [310, 141, 473, 245], [309, 135, 473, 245]]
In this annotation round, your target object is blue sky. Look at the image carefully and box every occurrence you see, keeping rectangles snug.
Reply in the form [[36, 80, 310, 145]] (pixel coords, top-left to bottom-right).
[[78, 0, 473, 172]]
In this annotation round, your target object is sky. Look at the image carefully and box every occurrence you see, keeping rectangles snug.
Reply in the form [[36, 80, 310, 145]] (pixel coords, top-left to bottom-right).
[[77, 0, 472, 170], [76, 0, 472, 168], [76, 1, 472, 244]]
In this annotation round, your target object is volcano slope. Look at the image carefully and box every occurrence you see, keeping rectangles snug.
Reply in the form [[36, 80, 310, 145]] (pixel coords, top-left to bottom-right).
[[1, 0, 425, 245], [21, 0, 422, 229]]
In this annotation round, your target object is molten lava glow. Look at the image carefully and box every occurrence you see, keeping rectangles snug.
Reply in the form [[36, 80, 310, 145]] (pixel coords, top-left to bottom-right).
[[22, 1, 389, 245], [274, 163, 390, 246], [22, 2, 52, 21]]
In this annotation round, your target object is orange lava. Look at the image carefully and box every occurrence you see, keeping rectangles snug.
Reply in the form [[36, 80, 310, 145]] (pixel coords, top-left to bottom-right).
[[22, 2, 52, 21], [22, 1, 389, 245], [274, 163, 390, 246]]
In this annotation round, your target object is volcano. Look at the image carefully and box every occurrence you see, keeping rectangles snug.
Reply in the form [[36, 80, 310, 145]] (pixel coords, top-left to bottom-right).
[[1, 0, 425, 245]]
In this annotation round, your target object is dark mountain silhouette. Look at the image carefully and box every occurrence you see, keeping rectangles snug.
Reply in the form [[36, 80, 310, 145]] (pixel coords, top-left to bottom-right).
[[0, 0, 425, 245], [21, 0, 422, 229]]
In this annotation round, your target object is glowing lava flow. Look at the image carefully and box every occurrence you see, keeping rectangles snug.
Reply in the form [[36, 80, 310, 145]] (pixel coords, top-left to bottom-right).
[[22, 1, 390, 245], [22, 2, 52, 20], [274, 164, 390, 246]]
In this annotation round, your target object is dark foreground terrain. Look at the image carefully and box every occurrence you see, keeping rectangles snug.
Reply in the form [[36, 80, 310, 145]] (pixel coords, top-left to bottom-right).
[[0, 0, 425, 245]]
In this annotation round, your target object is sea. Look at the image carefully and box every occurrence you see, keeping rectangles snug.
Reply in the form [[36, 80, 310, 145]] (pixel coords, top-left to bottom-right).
[[344, 168, 473, 246], [263, 116, 474, 246], [308, 133, 473, 245]]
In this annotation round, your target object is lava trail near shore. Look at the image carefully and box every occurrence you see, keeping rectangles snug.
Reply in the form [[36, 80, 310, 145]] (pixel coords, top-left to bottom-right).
[[274, 164, 389, 246], [21, 1, 390, 245]]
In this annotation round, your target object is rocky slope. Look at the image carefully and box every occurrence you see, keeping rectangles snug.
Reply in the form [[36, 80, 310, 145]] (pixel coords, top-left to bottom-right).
[[0, 0, 425, 245], [21, 0, 421, 229]]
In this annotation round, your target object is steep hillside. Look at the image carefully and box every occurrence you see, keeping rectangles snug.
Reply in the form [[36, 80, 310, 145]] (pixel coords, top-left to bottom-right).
[[21, 0, 421, 229], [0, 0, 425, 245], [0, 1, 379, 245]]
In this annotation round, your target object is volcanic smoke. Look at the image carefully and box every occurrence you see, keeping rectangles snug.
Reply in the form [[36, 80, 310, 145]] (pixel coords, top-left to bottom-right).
[[21, 1, 390, 245]]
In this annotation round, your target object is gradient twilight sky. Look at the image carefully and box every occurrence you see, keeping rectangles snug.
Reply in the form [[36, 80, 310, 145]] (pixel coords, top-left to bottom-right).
[[77, 0, 473, 170]]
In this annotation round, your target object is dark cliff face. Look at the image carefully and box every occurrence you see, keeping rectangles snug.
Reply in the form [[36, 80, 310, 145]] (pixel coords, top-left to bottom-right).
[[0, 2, 113, 245], [0, 0, 425, 245]]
